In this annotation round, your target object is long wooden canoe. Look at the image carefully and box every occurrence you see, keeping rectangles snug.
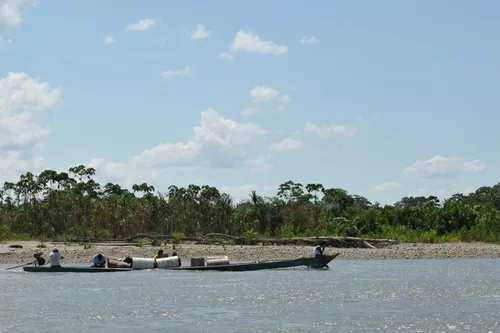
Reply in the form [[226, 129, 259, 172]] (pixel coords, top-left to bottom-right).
[[21, 254, 339, 273], [23, 266, 132, 273], [174, 253, 340, 272]]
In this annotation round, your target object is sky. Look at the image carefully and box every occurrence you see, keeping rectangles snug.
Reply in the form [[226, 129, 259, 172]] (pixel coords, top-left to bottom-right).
[[0, 0, 499, 205]]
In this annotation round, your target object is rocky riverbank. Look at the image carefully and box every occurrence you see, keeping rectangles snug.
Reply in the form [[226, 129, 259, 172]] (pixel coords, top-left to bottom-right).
[[1, 240, 500, 264]]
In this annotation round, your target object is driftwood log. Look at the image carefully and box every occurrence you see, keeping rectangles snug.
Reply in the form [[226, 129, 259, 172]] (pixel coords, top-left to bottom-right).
[[251, 236, 397, 248], [65, 233, 398, 249]]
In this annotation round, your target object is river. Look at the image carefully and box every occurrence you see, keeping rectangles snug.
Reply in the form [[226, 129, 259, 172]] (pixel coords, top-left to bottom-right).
[[1, 258, 499, 332]]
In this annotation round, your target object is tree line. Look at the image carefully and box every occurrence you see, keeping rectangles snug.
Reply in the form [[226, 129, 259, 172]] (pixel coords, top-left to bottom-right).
[[1, 165, 500, 242]]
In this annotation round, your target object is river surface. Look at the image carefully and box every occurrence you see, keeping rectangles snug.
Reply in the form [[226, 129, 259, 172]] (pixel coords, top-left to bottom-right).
[[1, 258, 499, 332]]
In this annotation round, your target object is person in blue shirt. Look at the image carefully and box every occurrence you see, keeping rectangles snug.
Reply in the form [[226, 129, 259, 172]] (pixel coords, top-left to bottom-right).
[[91, 253, 106, 268]]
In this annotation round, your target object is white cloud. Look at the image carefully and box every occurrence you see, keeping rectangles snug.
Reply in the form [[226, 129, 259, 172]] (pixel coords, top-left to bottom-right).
[[131, 142, 203, 169], [230, 30, 287, 55], [250, 85, 280, 103], [463, 160, 487, 172], [300, 36, 320, 44], [244, 156, 273, 172], [240, 107, 259, 116], [277, 94, 291, 105], [192, 109, 266, 147], [373, 181, 402, 192], [191, 24, 211, 39], [270, 138, 304, 151], [104, 35, 114, 44], [160, 66, 192, 77], [0, 150, 46, 181], [402, 155, 486, 179], [92, 108, 268, 181], [249, 85, 291, 111], [0, 72, 61, 112], [0, 72, 62, 181], [125, 19, 158, 32], [304, 122, 358, 138], [277, 94, 291, 110], [0, 0, 37, 39], [0, 112, 49, 150], [87, 158, 104, 170], [219, 52, 234, 61]]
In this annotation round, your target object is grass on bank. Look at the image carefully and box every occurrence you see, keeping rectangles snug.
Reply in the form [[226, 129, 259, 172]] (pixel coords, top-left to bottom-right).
[[2, 223, 500, 245]]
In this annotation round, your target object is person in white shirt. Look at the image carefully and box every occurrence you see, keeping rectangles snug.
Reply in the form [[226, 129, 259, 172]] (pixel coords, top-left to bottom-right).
[[312, 242, 329, 268], [50, 247, 64, 268], [312, 244, 325, 257]]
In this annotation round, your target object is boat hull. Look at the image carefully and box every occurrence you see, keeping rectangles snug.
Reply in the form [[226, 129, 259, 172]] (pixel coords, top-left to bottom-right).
[[21, 254, 339, 273], [174, 253, 340, 272], [23, 266, 132, 273]]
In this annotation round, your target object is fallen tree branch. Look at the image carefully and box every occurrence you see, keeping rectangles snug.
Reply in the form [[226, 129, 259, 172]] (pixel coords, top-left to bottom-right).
[[62, 234, 398, 249], [248, 236, 397, 248], [362, 240, 376, 249], [202, 233, 240, 239]]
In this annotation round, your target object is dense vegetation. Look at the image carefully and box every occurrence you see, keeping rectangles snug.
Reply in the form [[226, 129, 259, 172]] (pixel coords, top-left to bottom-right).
[[1, 165, 500, 243]]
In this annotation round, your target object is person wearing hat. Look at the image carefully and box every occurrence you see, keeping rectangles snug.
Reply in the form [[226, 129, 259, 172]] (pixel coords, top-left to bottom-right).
[[49, 247, 64, 268], [91, 253, 106, 268]]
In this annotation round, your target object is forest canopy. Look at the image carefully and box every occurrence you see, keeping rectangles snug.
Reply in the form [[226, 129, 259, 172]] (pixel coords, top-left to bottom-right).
[[1, 165, 500, 243]]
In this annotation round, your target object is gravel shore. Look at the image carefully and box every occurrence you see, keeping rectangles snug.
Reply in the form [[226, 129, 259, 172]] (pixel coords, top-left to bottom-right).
[[1, 240, 500, 264]]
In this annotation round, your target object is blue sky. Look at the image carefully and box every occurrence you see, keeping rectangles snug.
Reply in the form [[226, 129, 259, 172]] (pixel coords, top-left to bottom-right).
[[0, 0, 498, 205]]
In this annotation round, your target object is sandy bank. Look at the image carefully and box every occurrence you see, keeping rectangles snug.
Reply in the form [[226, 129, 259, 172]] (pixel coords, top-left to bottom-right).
[[1, 241, 500, 264]]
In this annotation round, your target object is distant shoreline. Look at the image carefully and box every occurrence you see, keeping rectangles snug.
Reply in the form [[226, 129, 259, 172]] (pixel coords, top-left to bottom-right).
[[1, 241, 500, 264]]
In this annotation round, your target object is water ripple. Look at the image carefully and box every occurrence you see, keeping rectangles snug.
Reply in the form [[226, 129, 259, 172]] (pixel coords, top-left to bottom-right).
[[0, 259, 499, 332]]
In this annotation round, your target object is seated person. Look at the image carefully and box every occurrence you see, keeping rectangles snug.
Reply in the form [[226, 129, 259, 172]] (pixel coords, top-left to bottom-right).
[[50, 248, 64, 268], [153, 249, 167, 268], [91, 253, 106, 267], [33, 252, 46, 266], [312, 242, 328, 268], [313, 244, 325, 257]]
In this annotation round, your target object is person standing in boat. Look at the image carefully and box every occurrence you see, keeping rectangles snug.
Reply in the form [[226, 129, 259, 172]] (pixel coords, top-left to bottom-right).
[[91, 253, 106, 268], [49, 247, 64, 268]]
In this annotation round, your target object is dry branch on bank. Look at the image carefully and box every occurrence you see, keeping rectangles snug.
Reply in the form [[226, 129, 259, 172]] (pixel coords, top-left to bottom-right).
[[64, 234, 398, 249], [253, 236, 397, 248]]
